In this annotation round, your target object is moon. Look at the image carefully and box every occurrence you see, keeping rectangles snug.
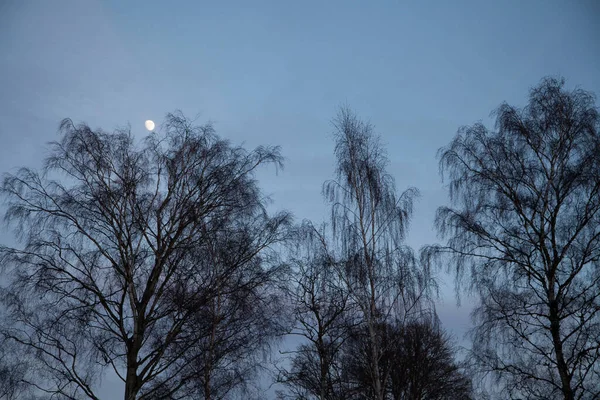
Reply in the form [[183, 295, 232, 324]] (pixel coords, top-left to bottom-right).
[[145, 120, 155, 131]]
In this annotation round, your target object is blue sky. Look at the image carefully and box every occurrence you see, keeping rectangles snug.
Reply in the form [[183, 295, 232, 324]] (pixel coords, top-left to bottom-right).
[[1, 0, 599, 397]]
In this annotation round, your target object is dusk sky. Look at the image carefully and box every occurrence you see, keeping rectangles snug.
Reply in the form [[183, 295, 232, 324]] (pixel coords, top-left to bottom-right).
[[1, 1, 599, 397]]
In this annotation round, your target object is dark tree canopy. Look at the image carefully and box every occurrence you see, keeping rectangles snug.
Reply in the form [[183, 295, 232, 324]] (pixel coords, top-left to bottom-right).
[[432, 77, 600, 399], [386, 322, 472, 400], [0, 113, 291, 400], [342, 321, 472, 400]]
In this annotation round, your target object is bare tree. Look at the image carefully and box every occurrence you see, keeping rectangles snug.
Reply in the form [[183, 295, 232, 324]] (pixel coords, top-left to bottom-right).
[[430, 77, 600, 399], [322, 108, 431, 399], [172, 223, 290, 400], [0, 338, 34, 400], [277, 223, 354, 400], [279, 108, 432, 400], [0, 112, 291, 400]]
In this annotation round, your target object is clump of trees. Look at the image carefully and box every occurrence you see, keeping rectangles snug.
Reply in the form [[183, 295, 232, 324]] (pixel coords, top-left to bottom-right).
[[276, 108, 471, 400], [0, 76, 598, 400]]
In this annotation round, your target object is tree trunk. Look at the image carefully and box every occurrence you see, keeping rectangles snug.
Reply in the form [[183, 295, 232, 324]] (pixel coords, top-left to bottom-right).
[[204, 379, 211, 400], [124, 352, 140, 400], [368, 321, 384, 400], [125, 317, 144, 400], [548, 298, 574, 400], [319, 340, 327, 400]]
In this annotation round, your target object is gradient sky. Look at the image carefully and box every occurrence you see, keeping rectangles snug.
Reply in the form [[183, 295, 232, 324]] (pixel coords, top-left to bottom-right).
[[1, 1, 599, 398]]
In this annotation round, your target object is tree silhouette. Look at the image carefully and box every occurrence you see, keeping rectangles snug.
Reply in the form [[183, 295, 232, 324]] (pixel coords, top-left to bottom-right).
[[342, 320, 472, 400], [305, 108, 432, 399], [0, 112, 291, 400], [279, 108, 434, 400], [430, 77, 600, 399], [277, 223, 353, 400]]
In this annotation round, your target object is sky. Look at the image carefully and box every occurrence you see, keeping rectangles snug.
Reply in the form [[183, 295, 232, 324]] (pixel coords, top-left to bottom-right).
[[0, 0, 599, 398]]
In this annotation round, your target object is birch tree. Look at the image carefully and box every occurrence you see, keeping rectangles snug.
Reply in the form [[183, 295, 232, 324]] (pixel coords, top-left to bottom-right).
[[432, 77, 600, 399], [0, 112, 291, 400]]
